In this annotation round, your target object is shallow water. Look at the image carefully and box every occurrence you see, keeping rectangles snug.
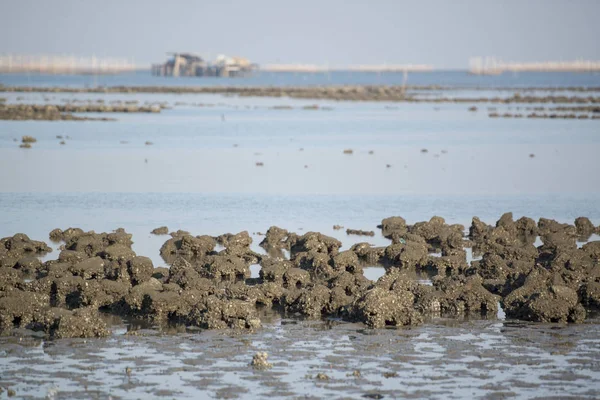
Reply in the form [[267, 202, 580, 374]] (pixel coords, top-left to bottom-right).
[[1, 192, 599, 269], [1, 79, 600, 398], [1, 92, 599, 196], [1, 70, 600, 88], [1, 316, 600, 399]]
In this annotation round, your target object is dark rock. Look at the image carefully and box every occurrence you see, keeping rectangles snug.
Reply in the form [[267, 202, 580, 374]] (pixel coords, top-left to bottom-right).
[[127, 256, 154, 285], [151, 226, 169, 235], [575, 217, 595, 238], [503, 268, 586, 323], [379, 216, 408, 238]]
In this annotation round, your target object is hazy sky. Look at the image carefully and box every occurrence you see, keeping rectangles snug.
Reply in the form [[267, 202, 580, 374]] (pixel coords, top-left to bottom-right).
[[1, 0, 599, 69]]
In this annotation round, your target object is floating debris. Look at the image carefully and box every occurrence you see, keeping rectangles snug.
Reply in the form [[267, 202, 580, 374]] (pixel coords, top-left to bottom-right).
[[19, 143, 31, 149], [346, 229, 375, 237], [255, 162, 264, 167], [21, 135, 37, 143], [343, 149, 353, 154]]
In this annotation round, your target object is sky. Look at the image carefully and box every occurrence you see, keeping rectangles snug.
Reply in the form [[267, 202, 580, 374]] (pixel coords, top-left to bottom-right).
[[1, 0, 599, 69]]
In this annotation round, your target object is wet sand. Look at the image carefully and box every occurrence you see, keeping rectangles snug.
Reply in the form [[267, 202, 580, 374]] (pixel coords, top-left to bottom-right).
[[2, 316, 600, 399]]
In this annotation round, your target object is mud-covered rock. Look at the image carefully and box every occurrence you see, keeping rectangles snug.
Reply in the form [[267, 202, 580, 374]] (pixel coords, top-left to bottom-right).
[[0, 290, 50, 332], [259, 226, 290, 251], [379, 216, 408, 238], [63, 229, 134, 258], [328, 271, 370, 297], [293, 251, 333, 279], [538, 218, 577, 239], [218, 245, 261, 266], [384, 241, 429, 268], [32, 307, 110, 338], [255, 281, 285, 306], [65, 279, 130, 309], [290, 232, 341, 258], [350, 243, 385, 265], [50, 274, 85, 307], [515, 216, 538, 242], [472, 226, 523, 257], [503, 268, 586, 323], [160, 234, 216, 263], [0, 267, 22, 293], [425, 254, 468, 276], [187, 295, 261, 329], [496, 212, 517, 236], [537, 233, 578, 268], [351, 287, 423, 328], [70, 257, 105, 280], [151, 226, 169, 235], [432, 275, 499, 316], [283, 268, 311, 289], [283, 284, 330, 318], [251, 352, 272, 369], [98, 244, 136, 262], [203, 255, 250, 282], [575, 217, 595, 239], [168, 257, 203, 289], [49, 227, 85, 242], [259, 258, 292, 283], [216, 231, 252, 248], [579, 281, 600, 309], [58, 250, 87, 264], [332, 250, 363, 275], [0, 234, 51, 268], [127, 256, 154, 285], [346, 228, 375, 237], [469, 217, 492, 241], [13, 256, 42, 275]]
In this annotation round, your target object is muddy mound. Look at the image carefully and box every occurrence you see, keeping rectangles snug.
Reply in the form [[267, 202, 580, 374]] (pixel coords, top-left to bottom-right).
[[0, 215, 598, 339]]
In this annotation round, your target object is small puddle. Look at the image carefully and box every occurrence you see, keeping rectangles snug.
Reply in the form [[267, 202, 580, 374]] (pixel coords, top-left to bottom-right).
[[363, 266, 386, 281], [497, 302, 506, 320], [249, 264, 261, 278]]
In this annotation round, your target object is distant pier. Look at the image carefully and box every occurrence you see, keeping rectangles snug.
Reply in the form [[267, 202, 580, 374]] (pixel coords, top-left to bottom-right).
[[260, 64, 434, 73], [0, 54, 137, 74], [152, 53, 256, 78], [469, 57, 600, 75]]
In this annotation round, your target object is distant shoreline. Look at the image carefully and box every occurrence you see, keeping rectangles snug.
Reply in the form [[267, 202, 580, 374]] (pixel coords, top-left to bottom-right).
[[2, 85, 600, 102], [2, 67, 600, 75]]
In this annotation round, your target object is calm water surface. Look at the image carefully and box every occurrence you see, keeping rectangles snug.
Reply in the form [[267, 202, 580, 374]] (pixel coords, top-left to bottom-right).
[[1, 70, 600, 88]]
